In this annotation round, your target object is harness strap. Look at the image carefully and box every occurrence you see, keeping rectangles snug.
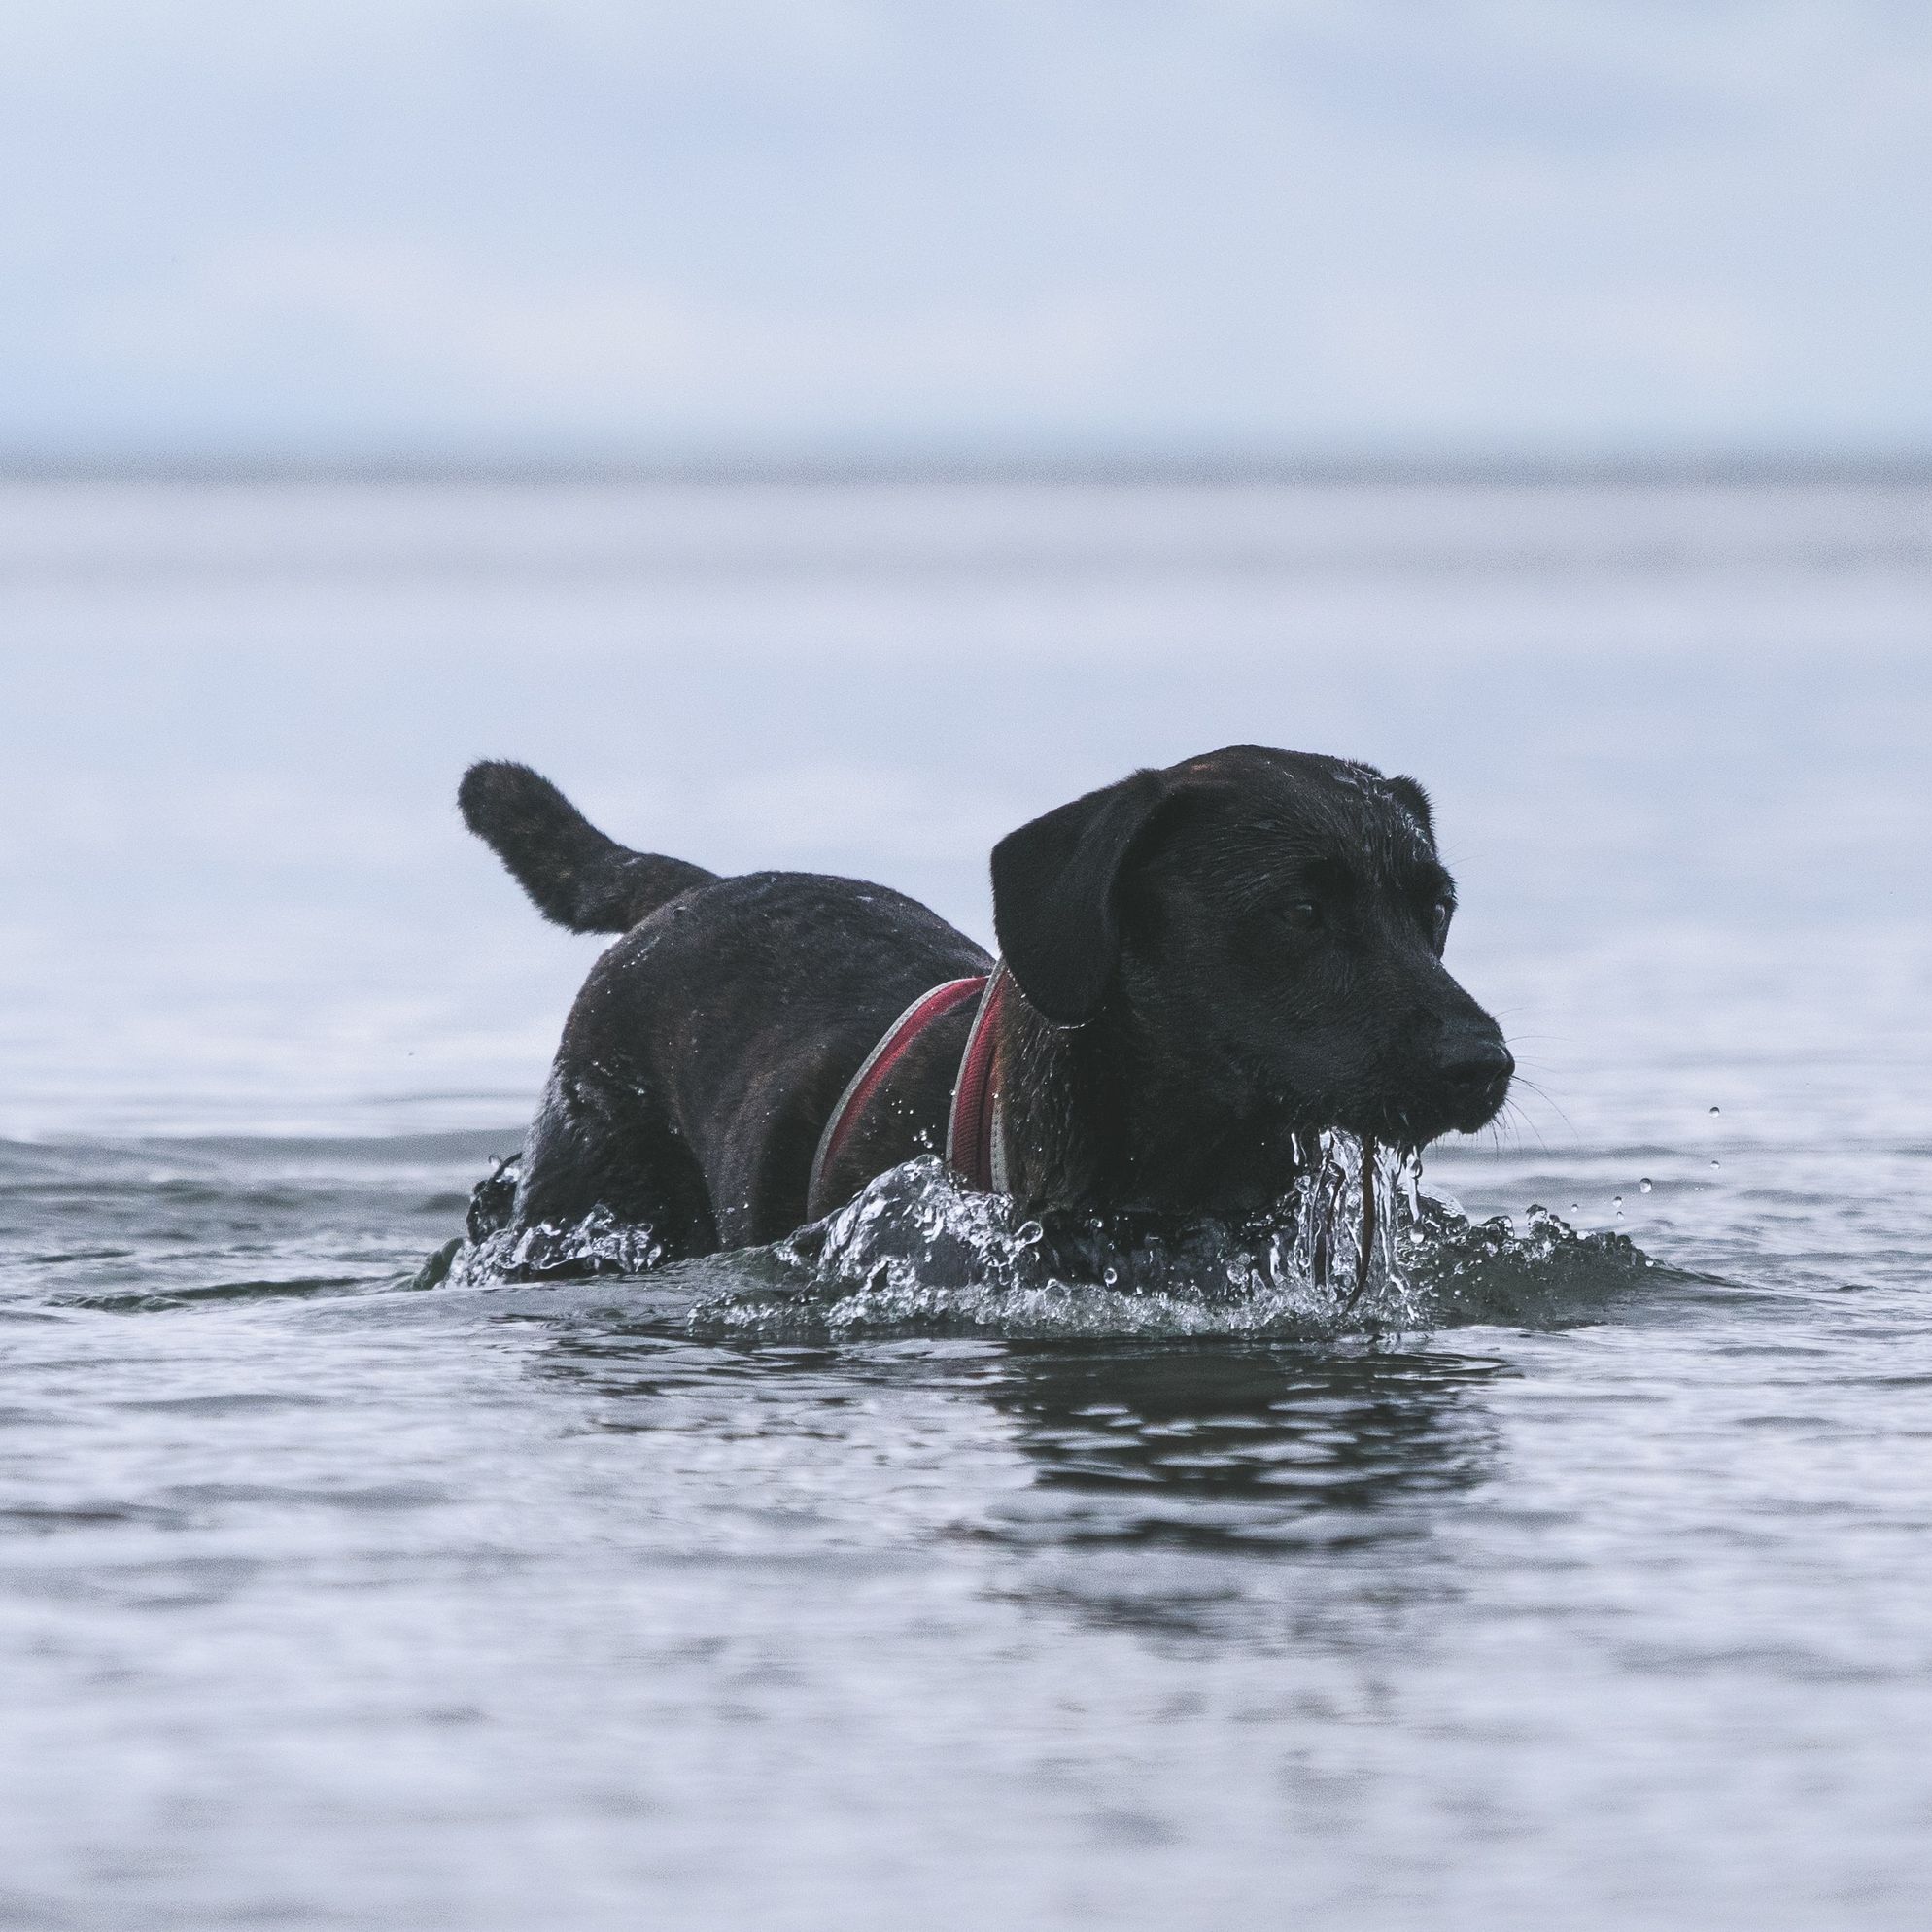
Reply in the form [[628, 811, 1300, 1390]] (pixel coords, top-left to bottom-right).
[[807, 975, 986, 1216], [945, 962, 1012, 1191]]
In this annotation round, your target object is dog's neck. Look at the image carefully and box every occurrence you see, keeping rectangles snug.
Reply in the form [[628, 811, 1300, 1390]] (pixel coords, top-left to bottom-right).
[[991, 985, 1302, 1216], [990, 993, 1118, 1207]]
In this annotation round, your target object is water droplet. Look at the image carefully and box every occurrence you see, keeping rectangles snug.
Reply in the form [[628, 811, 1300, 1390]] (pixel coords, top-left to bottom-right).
[[1102, 1266, 1119, 1288], [1639, 1178, 1652, 1193], [1015, 1220, 1044, 1248], [1710, 1158, 1720, 1168], [1612, 1195, 1624, 1214], [1569, 1203, 1579, 1214], [1708, 1105, 1720, 1114]]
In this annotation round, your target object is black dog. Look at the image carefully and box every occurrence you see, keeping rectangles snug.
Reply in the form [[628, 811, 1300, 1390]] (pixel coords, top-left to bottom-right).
[[459, 746, 1510, 1268]]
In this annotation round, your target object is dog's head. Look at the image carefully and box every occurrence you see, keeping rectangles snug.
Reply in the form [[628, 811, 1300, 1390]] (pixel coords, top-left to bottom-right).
[[992, 745, 1512, 1176]]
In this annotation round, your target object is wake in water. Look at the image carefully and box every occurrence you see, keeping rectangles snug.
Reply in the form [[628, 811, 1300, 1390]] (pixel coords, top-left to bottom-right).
[[439, 1134, 1658, 1342]]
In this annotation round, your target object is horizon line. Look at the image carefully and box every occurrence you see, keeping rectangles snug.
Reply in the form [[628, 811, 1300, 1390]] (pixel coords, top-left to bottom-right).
[[4, 443, 1932, 487]]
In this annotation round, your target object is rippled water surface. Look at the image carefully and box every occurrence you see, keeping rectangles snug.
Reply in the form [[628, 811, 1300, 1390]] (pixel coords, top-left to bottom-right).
[[3, 480, 1930, 1929]]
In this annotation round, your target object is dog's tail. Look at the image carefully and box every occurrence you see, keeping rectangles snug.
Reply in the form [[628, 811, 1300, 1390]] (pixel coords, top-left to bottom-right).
[[458, 761, 716, 934]]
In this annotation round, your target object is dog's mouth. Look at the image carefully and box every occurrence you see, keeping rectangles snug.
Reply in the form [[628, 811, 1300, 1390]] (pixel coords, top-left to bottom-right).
[[1390, 1032, 1516, 1148], [1423, 1071, 1514, 1143], [1295, 1061, 1514, 1155], [1434, 1053, 1515, 1140]]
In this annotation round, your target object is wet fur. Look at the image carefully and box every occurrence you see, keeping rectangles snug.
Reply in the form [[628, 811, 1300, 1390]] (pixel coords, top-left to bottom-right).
[[460, 748, 1511, 1274]]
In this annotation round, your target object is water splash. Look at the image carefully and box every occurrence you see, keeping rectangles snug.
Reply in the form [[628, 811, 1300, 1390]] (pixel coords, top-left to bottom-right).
[[696, 1138, 1551, 1342], [446, 1206, 666, 1285], [440, 1135, 1660, 1341], [1403, 1195, 1654, 1330]]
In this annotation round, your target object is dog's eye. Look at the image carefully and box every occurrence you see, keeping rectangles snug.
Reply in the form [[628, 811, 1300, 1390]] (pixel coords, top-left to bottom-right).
[[1431, 900, 1454, 949], [1284, 899, 1323, 931]]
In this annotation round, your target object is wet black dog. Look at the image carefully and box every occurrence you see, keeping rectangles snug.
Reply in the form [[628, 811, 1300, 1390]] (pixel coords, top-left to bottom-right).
[[459, 746, 1510, 1267]]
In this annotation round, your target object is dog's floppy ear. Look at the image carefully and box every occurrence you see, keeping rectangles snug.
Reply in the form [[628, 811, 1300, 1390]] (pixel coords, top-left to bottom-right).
[[990, 768, 1174, 1026]]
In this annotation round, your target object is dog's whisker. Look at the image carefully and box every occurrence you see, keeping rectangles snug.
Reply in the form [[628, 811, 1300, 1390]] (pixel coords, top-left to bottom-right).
[[1501, 1081, 1576, 1146], [1499, 1098, 1555, 1157]]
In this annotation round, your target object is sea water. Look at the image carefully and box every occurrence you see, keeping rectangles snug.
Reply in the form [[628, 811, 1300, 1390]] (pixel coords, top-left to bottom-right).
[[2, 478, 1929, 1929]]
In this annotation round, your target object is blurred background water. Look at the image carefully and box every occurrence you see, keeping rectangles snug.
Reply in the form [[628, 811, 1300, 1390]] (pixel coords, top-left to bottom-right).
[[3, 478, 1930, 1929]]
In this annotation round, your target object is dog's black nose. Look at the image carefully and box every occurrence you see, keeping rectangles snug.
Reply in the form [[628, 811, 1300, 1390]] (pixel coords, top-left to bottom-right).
[[1436, 1025, 1514, 1095]]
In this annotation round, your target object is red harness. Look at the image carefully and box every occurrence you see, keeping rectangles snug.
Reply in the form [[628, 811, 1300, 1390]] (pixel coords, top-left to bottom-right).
[[808, 964, 1013, 1213]]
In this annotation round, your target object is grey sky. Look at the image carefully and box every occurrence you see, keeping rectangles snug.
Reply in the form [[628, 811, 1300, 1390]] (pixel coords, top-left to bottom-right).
[[4, 0, 1927, 462]]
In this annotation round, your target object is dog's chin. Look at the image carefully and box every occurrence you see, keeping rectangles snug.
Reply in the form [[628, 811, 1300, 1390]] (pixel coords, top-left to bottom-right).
[[1407, 1087, 1511, 1148], [1313, 1087, 1510, 1154]]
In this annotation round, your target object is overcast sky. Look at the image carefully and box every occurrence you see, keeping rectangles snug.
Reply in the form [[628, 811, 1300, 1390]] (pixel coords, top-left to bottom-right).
[[4, 0, 1927, 464]]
